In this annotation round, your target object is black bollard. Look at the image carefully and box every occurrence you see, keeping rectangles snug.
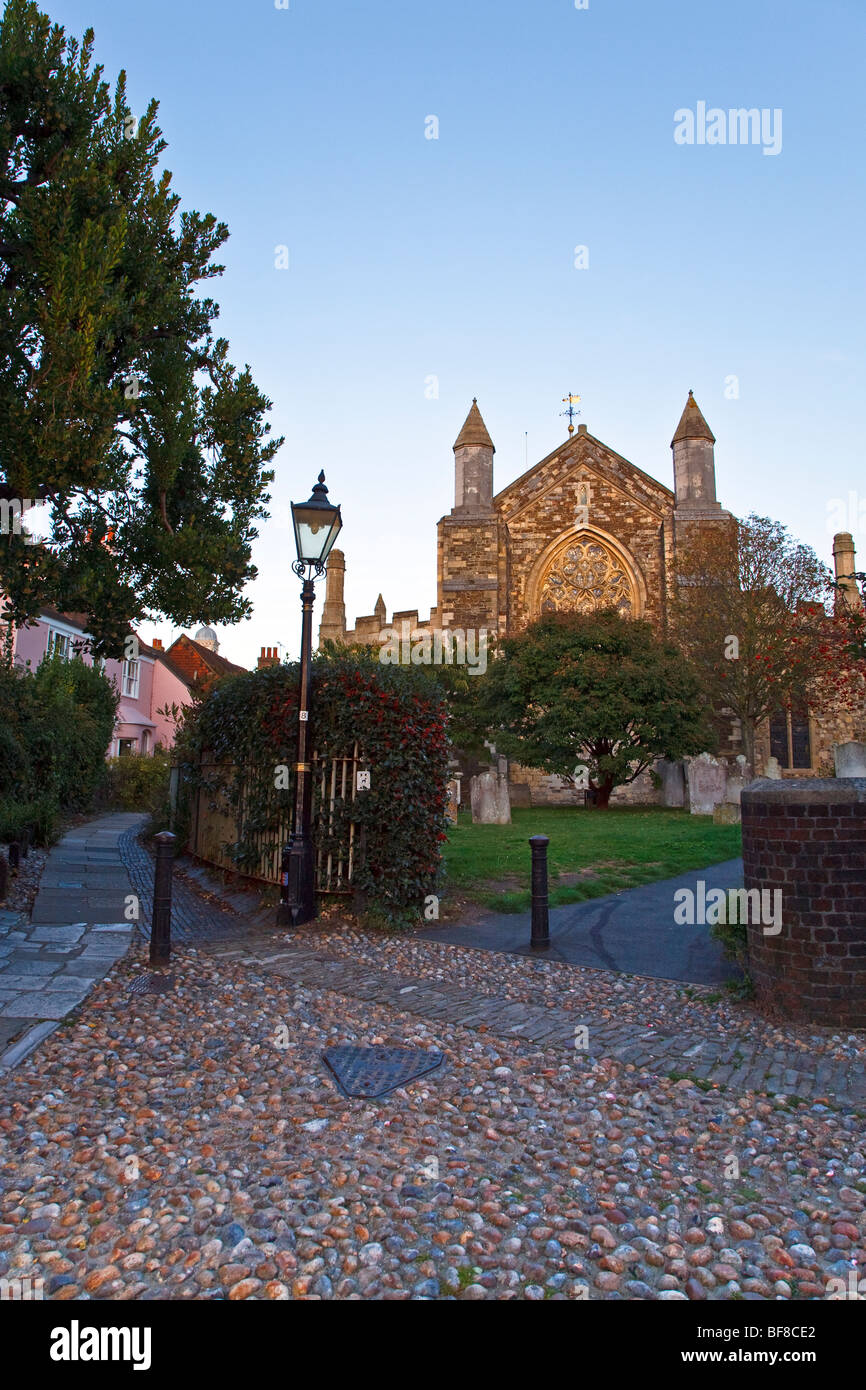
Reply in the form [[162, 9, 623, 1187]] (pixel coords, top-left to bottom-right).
[[276, 844, 292, 927], [8, 841, 20, 873], [0, 855, 7, 902], [20, 827, 30, 859], [150, 831, 176, 970], [529, 834, 550, 951]]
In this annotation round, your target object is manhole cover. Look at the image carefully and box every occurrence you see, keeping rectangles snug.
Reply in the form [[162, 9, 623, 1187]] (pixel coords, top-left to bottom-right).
[[128, 973, 174, 996], [323, 1046, 444, 1099]]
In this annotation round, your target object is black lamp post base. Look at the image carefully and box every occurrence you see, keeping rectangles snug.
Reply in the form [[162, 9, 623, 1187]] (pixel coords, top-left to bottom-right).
[[282, 832, 316, 927]]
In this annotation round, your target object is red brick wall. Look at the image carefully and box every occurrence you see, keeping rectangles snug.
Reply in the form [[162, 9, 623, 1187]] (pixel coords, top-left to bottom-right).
[[742, 779, 866, 1026]]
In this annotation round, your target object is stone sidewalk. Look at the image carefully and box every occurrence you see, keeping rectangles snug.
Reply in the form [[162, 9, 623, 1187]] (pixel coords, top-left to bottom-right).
[[0, 813, 143, 1070]]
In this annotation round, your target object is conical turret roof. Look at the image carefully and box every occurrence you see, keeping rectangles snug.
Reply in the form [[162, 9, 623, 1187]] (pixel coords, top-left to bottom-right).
[[671, 390, 715, 446], [454, 398, 495, 452]]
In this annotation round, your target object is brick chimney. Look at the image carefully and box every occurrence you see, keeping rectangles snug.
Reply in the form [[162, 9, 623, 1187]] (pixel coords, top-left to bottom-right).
[[152, 637, 164, 650], [257, 646, 280, 669]]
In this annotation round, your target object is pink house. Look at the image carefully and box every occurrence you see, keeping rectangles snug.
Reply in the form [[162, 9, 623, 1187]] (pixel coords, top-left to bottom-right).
[[6, 608, 198, 756]]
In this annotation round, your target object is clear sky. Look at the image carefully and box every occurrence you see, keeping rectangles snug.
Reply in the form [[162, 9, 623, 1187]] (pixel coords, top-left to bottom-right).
[[44, 0, 866, 667]]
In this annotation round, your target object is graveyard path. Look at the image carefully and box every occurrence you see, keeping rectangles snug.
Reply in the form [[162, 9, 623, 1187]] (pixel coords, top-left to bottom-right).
[[418, 859, 746, 985]]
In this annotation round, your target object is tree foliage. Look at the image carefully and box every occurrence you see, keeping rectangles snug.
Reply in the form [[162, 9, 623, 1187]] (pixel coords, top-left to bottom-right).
[[672, 515, 832, 767], [471, 608, 712, 808], [0, 0, 281, 655]]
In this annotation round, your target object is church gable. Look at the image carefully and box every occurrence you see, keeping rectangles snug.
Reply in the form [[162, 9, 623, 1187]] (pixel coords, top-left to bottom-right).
[[495, 430, 673, 630], [495, 429, 673, 522]]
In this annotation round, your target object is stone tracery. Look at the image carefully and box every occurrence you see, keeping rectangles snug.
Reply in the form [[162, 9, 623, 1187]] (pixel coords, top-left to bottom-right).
[[539, 536, 635, 616]]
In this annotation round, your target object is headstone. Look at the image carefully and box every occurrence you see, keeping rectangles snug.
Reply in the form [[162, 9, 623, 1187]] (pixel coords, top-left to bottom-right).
[[834, 741, 866, 778], [764, 756, 782, 780], [445, 779, 460, 824], [656, 758, 685, 808], [470, 769, 511, 824], [685, 753, 727, 816], [713, 802, 741, 825], [724, 755, 751, 805]]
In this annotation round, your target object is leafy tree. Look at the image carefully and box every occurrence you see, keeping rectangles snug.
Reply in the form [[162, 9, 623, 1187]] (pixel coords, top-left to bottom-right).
[[672, 514, 832, 768], [472, 608, 712, 808], [0, 0, 281, 655]]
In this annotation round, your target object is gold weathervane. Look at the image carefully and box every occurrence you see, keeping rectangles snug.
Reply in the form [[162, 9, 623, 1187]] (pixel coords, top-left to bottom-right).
[[561, 393, 581, 435]]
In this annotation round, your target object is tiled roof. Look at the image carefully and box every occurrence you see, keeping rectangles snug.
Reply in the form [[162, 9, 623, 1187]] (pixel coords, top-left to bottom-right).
[[164, 635, 246, 688]]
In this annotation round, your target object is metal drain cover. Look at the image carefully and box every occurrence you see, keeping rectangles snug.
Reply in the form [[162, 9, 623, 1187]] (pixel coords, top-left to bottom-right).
[[323, 1046, 444, 1099], [128, 973, 174, 996]]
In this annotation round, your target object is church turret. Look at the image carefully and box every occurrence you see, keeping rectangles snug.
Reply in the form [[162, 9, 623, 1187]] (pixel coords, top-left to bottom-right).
[[833, 532, 864, 612], [452, 398, 495, 515], [318, 547, 347, 648], [671, 390, 723, 516]]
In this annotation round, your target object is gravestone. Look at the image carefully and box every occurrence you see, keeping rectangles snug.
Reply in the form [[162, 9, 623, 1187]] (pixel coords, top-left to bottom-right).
[[834, 741, 866, 778], [656, 758, 685, 808], [685, 753, 727, 815], [470, 769, 511, 824], [713, 802, 741, 825], [445, 779, 460, 824], [724, 754, 751, 805], [763, 756, 782, 779]]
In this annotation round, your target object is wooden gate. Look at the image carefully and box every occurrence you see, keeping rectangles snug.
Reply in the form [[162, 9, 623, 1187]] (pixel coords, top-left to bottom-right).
[[186, 743, 364, 896]]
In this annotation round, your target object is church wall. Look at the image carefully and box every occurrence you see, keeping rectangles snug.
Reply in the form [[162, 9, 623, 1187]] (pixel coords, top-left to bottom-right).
[[508, 761, 660, 807], [436, 516, 501, 632]]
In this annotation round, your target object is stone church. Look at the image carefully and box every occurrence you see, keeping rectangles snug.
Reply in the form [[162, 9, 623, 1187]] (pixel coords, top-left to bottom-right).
[[319, 394, 863, 804]]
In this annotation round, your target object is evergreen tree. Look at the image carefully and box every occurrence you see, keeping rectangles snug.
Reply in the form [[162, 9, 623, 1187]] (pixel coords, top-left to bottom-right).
[[474, 608, 712, 808], [0, 0, 281, 654]]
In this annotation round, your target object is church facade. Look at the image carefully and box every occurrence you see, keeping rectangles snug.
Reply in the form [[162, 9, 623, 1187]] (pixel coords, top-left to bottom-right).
[[319, 394, 862, 804]]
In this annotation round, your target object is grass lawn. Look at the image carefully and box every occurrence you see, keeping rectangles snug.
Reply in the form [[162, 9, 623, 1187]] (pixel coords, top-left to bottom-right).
[[442, 805, 742, 913]]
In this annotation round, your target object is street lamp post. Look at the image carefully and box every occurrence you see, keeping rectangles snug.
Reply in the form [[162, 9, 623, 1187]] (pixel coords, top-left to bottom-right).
[[279, 471, 342, 928]]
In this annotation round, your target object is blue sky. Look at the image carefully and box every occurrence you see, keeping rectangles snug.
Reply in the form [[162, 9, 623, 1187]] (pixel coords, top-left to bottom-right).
[[45, 0, 866, 666]]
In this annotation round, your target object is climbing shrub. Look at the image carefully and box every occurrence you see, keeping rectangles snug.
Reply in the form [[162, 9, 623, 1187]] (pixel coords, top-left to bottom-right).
[[176, 646, 451, 926]]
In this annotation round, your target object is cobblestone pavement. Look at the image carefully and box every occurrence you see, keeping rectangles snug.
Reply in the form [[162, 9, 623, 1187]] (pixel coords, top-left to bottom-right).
[[114, 824, 866, 1103], [118, 827, 253, 945], [202, 938, 866, 1107], [0, 939, 863, 1301], [0, 817, 138, 1068]]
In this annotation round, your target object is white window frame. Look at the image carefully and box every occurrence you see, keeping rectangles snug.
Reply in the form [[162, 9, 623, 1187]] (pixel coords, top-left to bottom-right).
[[122, 657, 140, 700], [46, 628, 73, 660]]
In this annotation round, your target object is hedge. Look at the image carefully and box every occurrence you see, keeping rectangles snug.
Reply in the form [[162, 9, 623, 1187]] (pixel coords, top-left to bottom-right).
[[0, 650, 117, 843], [175, 646, 451, 926]]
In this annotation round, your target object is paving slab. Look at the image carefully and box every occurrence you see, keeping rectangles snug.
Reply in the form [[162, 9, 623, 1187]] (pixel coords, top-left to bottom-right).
[[0, 813, 143, 1069], [1, 996, 81, 1019]]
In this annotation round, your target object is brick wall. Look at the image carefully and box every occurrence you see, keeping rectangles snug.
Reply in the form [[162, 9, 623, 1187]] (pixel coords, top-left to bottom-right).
[[742, 778, 866, 1026]]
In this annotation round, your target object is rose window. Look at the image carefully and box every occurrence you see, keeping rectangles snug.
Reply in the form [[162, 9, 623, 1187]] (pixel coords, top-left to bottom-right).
[[539, 540, 634, 616]]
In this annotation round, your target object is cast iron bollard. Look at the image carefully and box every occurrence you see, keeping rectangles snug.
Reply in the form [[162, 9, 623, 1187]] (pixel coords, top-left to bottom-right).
[[150, 831, 176, 970], [529, 834, 550, 950], [276, 844, 292, 926], [8, 841, 20, 873], [20, 827, 30, 859]]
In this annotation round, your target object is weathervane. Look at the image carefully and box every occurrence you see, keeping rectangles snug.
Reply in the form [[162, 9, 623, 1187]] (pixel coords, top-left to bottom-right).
[[561, 393, 581, 435]]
